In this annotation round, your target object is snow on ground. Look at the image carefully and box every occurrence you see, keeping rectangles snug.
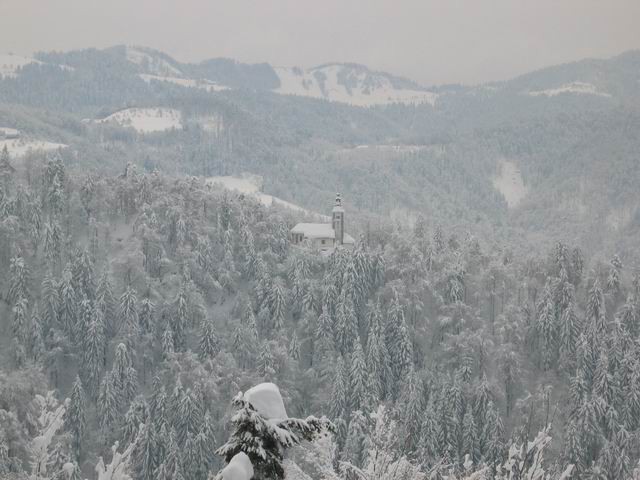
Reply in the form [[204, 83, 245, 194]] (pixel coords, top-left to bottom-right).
[[274, 65, 438, 107], [206, 175, 330, 220], [0, 138, 67, 157], [244, 383, 288, 420], [493, 160, 528, 208], [139, 74, 229, 92], [126, 47, 183, 77], [95, 108, 182, 133], [0, 127, 20, 137], [527, 81, 611, 98], [0, 53, 43, 77], [221, 452, 254, 480]]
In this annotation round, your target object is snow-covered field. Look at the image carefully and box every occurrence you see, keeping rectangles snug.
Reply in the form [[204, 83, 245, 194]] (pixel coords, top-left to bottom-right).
[[0, 138, 67, 157], [95, 108, 182, 133], [206, 175, 329, 219], [493, 160, 528, 208], [527, 81, 611, 98], [274, 65, 438, 107], [139, 74, 229, 92]]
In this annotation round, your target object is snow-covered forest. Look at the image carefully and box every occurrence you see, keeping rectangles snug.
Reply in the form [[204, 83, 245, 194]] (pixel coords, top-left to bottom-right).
[[1, 9, 640, 475], [0, 143, 638, 479]]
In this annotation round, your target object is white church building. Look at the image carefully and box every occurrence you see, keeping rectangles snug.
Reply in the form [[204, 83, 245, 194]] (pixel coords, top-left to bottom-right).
[[290, 194, 355, 252]]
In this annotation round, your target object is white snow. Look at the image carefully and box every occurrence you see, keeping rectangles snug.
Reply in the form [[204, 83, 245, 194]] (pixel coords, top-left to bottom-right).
[[493, 160, 528, 208], [0, 127, 20, 137], [0, 53, 43, 77], [291, 223, 335, 239], [30, 393, 67, 478], [126, 47, 183, 77], [243, 382, 288, 421], [0, 53, 73, 77], [0, 138, 67, 157], [527, 81, 611, 98], [274, 64, 438, 107], [139, 74, 229, 92], [221, 452, 254, 480], [206, 175, 330, 220], [95, 108, 182, 133]]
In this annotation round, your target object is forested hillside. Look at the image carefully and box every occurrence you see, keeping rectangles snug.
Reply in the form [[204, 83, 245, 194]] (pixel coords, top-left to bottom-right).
[[0, 146, 638, 479]]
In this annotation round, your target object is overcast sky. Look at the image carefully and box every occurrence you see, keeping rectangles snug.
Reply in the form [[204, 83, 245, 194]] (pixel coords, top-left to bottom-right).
[[2, 0, 639, 85]]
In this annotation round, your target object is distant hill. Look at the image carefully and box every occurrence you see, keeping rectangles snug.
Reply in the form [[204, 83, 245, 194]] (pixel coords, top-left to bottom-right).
[[1, 46, 640, 255]]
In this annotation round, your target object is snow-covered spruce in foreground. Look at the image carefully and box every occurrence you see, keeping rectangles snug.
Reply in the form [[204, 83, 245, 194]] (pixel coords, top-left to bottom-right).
[[215, 383, 333, 480]]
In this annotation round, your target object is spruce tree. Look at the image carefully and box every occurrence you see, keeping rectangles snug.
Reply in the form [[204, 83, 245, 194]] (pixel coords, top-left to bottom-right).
[[198, 316, 220, 361], [65, 376, 86, 459]]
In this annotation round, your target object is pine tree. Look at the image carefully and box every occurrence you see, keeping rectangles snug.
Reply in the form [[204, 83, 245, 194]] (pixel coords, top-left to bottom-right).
[[59, 268, 77, 342], [400, 366, 422, 451], [288, 330, 301, 361], [344, 409, 368, 467], [132, 422, 157, 480], [257, 342, 275, 379], [65, 376, 86, 458], [119, 285, 139, 339], [270, 278, 286, 331], [96, 270, 117, 335], [98, 371, 119, 437], [462, 409, 480, 464], [138, 295, 156, 334], [330, 356, 349, 431], [198, 316, 220, 361], [173, 284, 189, 351], [350, 341, 369, 412], [83, 313, 105, 399]]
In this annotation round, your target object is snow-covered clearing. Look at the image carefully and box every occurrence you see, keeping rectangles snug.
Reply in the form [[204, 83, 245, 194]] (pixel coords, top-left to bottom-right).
[[0, 138, 67, 157], [206, 175, 329, 220], [126, 47, 183, 77], [527, 81, 611, 98], [95, 108, 182, 133], [139, 74, 229, 92], [0, 53, 43, 77], [274, 65, 438, 107], [493, 160, 528, 208]]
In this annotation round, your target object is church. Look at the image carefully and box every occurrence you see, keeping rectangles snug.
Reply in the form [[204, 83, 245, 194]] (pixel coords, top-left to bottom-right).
[[290, 194, 355, 252]]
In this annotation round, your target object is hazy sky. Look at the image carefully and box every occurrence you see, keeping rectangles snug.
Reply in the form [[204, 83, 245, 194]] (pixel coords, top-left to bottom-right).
[[2, 0, 639, 85]]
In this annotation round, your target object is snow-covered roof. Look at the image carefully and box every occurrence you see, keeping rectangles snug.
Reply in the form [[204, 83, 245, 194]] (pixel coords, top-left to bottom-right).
[[244, 382, 288, 421], [343, 233, 355, 244], [291, 223, 335, 239], [332, 205, 345, 213]]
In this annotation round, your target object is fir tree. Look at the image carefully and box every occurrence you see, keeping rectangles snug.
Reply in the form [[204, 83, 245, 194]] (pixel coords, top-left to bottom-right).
[[65, 376, 86, 458], [198, 316, 220, 361]]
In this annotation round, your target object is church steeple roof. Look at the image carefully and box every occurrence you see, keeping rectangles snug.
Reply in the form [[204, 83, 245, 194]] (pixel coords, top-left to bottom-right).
[[332, 192, 344, 213]]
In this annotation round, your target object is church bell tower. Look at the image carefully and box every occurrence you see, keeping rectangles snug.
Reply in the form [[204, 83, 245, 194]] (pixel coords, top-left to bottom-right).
[[332, 193, 345, 246]]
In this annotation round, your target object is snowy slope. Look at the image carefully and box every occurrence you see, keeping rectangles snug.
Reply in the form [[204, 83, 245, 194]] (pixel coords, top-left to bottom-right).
[[0, 53, 43, 77], [274, 64, 437, 107], [0, 138, 67, 157], [126, 47, 183, 77], [493, 160, 528, 208], [526, 81, 611, 98], [206, 175, 330, 220], [95, 108, 182, 133]]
